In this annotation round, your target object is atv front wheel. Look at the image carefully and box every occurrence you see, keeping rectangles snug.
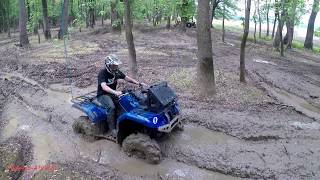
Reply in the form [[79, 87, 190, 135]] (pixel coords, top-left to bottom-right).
[[175, 122, 184, 131], [122, 133, 162, 164]]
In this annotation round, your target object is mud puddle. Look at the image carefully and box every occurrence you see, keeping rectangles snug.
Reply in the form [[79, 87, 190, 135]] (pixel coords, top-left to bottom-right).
[[115, 158, 239, 179], [1, 99, 78, 165], [75, 125, 240, 179], [166, 125, 239, 147], [76, 137, 239, 180]]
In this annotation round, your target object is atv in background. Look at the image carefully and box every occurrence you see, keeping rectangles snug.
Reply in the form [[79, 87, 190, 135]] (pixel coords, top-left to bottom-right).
[[71, 82, 183, 164], [186, 21, 196, 28]]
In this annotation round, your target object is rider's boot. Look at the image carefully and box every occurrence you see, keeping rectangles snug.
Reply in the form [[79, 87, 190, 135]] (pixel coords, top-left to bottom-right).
[[107, 119, 117, 139]]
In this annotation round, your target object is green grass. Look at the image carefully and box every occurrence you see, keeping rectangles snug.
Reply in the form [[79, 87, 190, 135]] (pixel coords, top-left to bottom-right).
[[292, 40, 320, 55], [243, 35, 272, 43], [292, 41, 304, 49], [313, 47, 320, 54]]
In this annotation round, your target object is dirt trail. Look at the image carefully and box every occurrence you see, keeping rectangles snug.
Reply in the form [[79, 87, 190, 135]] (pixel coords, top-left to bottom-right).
[[0, 26, 320, 179]]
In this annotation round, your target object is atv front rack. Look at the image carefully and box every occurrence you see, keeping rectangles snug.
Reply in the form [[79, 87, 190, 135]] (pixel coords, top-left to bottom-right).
[[71, 90, 97, 105], [158, 115, 181, 133]]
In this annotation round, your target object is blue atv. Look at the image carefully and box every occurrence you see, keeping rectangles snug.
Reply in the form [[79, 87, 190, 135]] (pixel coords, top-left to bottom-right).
[[71, 82, 183, 164]]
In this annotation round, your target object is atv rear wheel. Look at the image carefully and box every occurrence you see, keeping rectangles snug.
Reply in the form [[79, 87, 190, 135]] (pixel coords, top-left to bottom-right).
[[122, 133, 162, 164]]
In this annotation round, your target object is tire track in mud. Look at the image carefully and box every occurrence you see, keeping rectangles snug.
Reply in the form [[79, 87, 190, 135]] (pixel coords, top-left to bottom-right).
[[249, 69, 320, 121], [160, 123, 320, 179]]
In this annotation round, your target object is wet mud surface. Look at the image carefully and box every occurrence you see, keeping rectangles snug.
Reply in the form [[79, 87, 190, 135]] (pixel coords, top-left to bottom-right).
[[0, 25, 320, 179]]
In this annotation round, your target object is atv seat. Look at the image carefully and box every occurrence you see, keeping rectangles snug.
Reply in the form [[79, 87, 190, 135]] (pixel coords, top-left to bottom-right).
[[91, 98, 104, 107]]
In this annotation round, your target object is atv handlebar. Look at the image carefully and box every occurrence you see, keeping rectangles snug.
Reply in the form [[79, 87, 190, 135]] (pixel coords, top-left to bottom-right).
[[119, 85, 149, 99]]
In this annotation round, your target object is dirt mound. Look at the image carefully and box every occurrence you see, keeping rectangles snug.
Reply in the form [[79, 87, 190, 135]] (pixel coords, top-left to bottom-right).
[[32, 160, 120, 180], [0, 134, 33, 180]]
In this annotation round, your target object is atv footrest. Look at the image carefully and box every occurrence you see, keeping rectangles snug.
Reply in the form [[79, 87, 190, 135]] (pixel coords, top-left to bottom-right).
[[94, 133, 117, 143]]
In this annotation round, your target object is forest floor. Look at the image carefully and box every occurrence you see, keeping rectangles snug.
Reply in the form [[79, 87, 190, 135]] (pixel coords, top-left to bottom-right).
[[0, 24, 320, 179]]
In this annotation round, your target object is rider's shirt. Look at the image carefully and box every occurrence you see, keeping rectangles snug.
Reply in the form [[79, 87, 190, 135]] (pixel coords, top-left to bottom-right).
[[97, 69, 126, 97]]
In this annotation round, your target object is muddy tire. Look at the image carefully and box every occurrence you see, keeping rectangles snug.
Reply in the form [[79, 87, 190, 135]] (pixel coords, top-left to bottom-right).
[[175, 122, 184, 131], [122, 133, 162, 164], [72, 116, 101, 136], [72, 116, 88, 134]]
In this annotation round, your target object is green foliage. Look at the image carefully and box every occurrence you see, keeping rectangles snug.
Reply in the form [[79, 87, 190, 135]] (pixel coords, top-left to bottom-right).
[[177, 0, 195, 19], [315, 27, 320, 37], [313, 47, 320, 54], [292, 41, 320, 55], [214, 0, 239, 20], [285, 0, 306, 26], [245, 35, 272, 42], [112, 20, 121, 28]]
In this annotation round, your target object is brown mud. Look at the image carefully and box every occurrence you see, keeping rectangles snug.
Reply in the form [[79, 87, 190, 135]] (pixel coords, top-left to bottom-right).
[[0, 24, 320, 179]]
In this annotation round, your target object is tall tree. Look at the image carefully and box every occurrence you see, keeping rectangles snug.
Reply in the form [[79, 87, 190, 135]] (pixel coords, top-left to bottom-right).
[[273, 0, 285, 55], [210, 0, 221, 26], [272, 6, 278, 38], [41, 0, 51, 39], [257, 0, 261, 38], [58, 0, 69, 39], [178, 0, 188, 32], [197, 0, 215, 94], [240, 0, 251, 82], [277, 0, 285, 56], [266, 0, 270, 36], [89, 0, 95, 28], [304, 0, 319, 49], [124, 0, 137, 77], [285, 0, 297, 49], [222, 0, 225, 42], [253, 0, 257, 43], [110, 0, 121, 31], [19, 0, 29, 46]]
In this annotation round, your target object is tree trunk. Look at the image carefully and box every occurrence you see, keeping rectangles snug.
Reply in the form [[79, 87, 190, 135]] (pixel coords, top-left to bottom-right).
[[222, 0, 225, 42], [279, 0, 285, 56], [26, 0, 31, 22], [89, 0, 95, 28], [70, 0, 75, 21], [101, 5, 104, 26], [41, 0, 51, 39], [19, 0, 29, 46], [6, 0, 11, 38], [272, 12, 277, 38], [166, 16, 171, 29], [304, 0, 319, 49], [258, 0, 261, 38], [179, 17, 187, 32], [266, 0, 270, 36], [58, 0, 69, 39], [124, 0, 137, 77], [285, 0, 297, 49], [285, 20, 294, 49], [197, 0, 215, 95], [210, 0, 220, 27], [110, 0, 120, 32], [273, 0, 283, 50], [209, 0, 214, 27], [240, 0, 251, 82], [254, 5, 257, 43]]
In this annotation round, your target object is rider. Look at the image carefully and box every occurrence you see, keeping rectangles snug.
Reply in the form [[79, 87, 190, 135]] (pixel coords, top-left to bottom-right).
[[97, 54, 146, 137]]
